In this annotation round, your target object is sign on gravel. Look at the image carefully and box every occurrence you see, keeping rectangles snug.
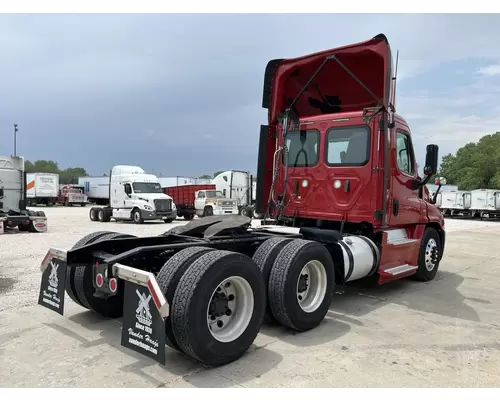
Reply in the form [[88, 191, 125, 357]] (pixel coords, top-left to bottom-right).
[[121, 280, 166, 364], [38, 257, 67, 315]]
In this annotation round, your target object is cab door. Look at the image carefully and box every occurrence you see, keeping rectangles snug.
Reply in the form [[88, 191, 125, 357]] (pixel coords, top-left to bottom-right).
[[388, 128, 426, 226]]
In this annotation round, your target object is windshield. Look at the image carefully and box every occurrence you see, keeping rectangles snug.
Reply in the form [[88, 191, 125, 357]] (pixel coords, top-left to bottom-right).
[[283, 129, 319, 167], [205, 190, 225, 198], [132, 182, 162, 194], [67, 188, 82, 194]]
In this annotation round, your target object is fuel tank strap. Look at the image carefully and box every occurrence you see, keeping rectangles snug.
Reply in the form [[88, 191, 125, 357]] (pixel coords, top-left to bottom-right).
[[338, 241, 354, 281]]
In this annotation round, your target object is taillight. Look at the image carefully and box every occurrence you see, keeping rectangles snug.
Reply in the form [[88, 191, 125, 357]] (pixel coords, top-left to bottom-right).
[[95, 273, 104, 288], [109, 278, 118, 293]]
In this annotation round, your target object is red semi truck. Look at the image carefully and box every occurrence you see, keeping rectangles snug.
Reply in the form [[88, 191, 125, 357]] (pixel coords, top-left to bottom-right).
[[38, 33, 446, 368]]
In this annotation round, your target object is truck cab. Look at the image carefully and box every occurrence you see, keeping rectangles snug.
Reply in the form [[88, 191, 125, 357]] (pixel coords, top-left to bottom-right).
[[194, 189, 239, 217], [256, 33, 445, 283], [59, 184, 87, 207], [110, 165, 177, 223]]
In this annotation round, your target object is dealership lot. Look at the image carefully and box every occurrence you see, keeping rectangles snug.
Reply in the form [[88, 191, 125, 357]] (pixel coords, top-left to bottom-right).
[[1, 206, 499, 387]]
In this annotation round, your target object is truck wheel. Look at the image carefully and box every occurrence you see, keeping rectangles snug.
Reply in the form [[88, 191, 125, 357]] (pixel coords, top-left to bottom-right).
[[156, 246, 214, 351], [268, 239, 335, 331], [412, 227, 441, 282], [184, 213, 194, 221], [73, 232, 137, 318], [97, 209, 106, 222], [203, 206, 213, 217], [89, 207, 98, 221], [171, 250, 266, 366], [252, 237, 294, 323], [81, 203, 86, 207], [164, 218, 176, 223], [132, 208, 144, 224], [240, 206, 254, 218], [65, 231, 117, 308], [36, 211, 46, 217]]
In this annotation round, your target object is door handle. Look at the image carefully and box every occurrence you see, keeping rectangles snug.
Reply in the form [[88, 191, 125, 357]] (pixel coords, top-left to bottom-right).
[[393, 199, 399, 216]]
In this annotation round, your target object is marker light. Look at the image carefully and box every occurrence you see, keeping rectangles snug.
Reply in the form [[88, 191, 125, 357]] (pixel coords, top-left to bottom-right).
[[333, 180, 342, 189], [302, 180, 309, 188]]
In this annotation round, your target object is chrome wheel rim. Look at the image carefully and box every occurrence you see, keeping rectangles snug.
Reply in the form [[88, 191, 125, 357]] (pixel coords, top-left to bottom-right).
[[206, 276, 254, 343], [425, 238, 439, 271], [296, 260, 327, 313]]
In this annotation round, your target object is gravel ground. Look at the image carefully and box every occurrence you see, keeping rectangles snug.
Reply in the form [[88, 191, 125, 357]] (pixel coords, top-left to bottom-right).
[[1, 206, 500, 387]]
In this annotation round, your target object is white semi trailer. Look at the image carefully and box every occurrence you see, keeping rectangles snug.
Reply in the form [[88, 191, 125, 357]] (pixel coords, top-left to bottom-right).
[[470, 188, 500, 219], [78, 176, 110, 205], [437, 190, 472, 217], [0, 156, 47, 234], [26, 172, 59, 206]]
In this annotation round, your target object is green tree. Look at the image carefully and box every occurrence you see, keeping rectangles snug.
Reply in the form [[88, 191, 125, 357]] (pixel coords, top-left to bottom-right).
[[437, 132, 500, 190], [198, 174, 213, 180], [24, 159, 89, 184]]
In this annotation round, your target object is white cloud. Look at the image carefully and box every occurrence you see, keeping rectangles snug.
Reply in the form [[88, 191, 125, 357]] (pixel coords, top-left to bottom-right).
[[478, 63, 500, 76]]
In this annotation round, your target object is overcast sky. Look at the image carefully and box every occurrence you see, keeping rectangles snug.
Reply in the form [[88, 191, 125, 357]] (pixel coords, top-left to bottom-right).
[[1, 13, 500, 177]]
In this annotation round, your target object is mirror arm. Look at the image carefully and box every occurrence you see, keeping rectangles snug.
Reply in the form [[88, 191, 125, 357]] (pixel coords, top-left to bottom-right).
[[431, 184, 443, 205]]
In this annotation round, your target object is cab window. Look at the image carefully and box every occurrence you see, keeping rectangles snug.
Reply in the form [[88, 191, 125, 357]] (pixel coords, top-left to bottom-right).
[[396, 131, 414, 175], [325, 126, 370, 166], [283, 129, 319, 167]]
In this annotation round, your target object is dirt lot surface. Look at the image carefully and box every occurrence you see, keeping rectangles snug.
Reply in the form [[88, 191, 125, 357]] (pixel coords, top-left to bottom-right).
[[1, 206, 499, 387]]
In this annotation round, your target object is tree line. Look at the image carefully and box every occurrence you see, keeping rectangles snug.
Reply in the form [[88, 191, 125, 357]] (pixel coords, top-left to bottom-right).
[[437, 132, 500, 190], [25, 160, 88, 185]]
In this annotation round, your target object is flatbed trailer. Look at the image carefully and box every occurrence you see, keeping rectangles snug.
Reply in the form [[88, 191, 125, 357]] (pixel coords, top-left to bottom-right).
[[37, 33, 447, 368]]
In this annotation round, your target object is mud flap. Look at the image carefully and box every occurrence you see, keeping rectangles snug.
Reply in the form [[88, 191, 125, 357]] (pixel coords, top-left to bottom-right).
[[38, 251, 68, 315], [120, 281, 166, 364], [115, 263, 168, 365]]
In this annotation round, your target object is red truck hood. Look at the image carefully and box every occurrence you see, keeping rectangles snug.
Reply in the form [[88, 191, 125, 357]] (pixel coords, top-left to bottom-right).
[[268, 33, 393, 123]]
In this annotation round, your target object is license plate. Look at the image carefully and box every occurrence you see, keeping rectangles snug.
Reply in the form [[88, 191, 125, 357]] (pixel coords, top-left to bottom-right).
[[37, 257, 67, 316]]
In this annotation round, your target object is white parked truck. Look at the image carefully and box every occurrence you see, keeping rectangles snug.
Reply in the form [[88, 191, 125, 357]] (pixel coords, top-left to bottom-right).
[[88, 165, 178, 224], [470, 188, 500, 219], [0, 156, 47, 233], [212, 170, 260, 218], [26, 172, 59, 206], [193, 188, 239, 217], [78, 176, 110, 205], [437, 190, 472, 217]]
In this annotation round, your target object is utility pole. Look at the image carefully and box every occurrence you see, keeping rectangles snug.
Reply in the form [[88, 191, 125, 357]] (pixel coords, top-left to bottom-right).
[[13, 124, 18, 157]]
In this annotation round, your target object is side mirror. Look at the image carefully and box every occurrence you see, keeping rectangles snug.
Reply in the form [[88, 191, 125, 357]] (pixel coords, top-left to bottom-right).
[[434, 177, 447, 186], [423, 144, 439, 176]]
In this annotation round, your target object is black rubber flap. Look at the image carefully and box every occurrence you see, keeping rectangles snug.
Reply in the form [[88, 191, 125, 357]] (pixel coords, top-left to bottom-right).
[[38, 256, 67, 316], [121, 281, 166, 364]]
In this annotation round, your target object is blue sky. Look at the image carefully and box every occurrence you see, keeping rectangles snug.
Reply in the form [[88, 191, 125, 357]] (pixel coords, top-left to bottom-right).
[[0, 13, 499, 177]]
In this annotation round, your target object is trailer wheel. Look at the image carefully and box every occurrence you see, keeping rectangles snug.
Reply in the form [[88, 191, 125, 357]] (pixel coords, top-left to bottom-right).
[[412, 227, 441, 282], [252, 237, 294, 323], [171, 250, 265, 366], [73, 232, 137, 318], [184, 213, 194, 221], [156, 246, 214, 351], [89, 207, 98, 221], [132, 208, 144, 224], [65, 231, 117, 308], [268, 239, 335, 331]]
